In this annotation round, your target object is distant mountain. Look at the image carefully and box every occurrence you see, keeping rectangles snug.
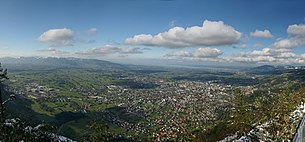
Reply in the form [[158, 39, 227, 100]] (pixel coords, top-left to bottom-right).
[[252, 65, 277, 70], [253, 65, 305, 71], [0, 57, 125, 71], [247, 65, 287, 75]]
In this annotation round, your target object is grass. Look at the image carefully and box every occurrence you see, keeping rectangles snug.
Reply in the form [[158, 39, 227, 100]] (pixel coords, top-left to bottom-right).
[[31, 101, 53, 116]]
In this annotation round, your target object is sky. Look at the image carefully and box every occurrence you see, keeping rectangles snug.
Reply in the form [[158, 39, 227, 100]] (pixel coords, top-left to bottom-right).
[[1, 0, 305, 66]]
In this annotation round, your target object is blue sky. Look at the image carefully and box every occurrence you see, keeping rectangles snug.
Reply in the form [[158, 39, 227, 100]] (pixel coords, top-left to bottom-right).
[[1, 0, 305, 66]]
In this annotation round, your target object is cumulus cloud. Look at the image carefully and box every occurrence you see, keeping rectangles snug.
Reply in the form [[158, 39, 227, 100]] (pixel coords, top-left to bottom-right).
[[287, 24, 305, 36], [167, 46, 304, 65], [125, 20, 242, 48], [271, 39, 300, 49], [38, 28, 74, 47], [194, 47, 223, 58], [167, 50, 192, 57], [166, 47, 223, 58], [76, 45, 143, 56], [250, 29, 273, 38], [230, 47, 302, 64], [271, 24, 305, 49], [204, 40, 305, 64], [85, 28, 97, 35], [232, 56, 275, 63]]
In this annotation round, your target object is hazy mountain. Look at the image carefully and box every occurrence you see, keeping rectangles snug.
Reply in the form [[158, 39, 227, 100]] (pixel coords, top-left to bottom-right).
[[0, 57, 125, 71], [245, 65, 287, 75]]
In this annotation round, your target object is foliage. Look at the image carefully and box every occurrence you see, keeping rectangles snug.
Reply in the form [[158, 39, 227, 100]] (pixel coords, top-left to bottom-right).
[[194, 81, 305, 141], [83, 120, 140, 142], [0, 63, 58, 141], [0, 63, 9, 116]]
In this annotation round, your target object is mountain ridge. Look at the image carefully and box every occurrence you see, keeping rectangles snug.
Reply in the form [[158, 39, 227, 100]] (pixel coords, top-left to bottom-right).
[[0, 57, 125, 71]]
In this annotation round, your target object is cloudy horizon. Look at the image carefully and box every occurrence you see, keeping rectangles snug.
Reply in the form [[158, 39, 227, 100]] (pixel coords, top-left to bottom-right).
[[1, 0, 305, 66]]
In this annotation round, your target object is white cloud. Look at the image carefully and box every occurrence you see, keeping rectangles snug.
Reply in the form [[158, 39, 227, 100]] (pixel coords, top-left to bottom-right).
[[36, 48, 71, 57], [253, 43, 263, 48], [38, 28, 74, 47], [125, 20, 242, 48], [270, 48, 296, 58], [85, 28, 97, 35], [270, 35, 305, 49], [167, 50, 192, 57], [250, 29, 273, 38], [194, 47, 223, 58], [165, 46, 304, 65], [230, 47, 300, 64], [287, 24, 305, 36], [166, 47, 223, 58], [76, 45, 142, 56], [248, 48, 271, 56], [232, 56, 275, 63], [270, 24, 305, 49]]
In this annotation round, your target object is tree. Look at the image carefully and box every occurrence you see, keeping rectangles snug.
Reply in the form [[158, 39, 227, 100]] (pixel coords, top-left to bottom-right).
[[0, 63, 9, 116]]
